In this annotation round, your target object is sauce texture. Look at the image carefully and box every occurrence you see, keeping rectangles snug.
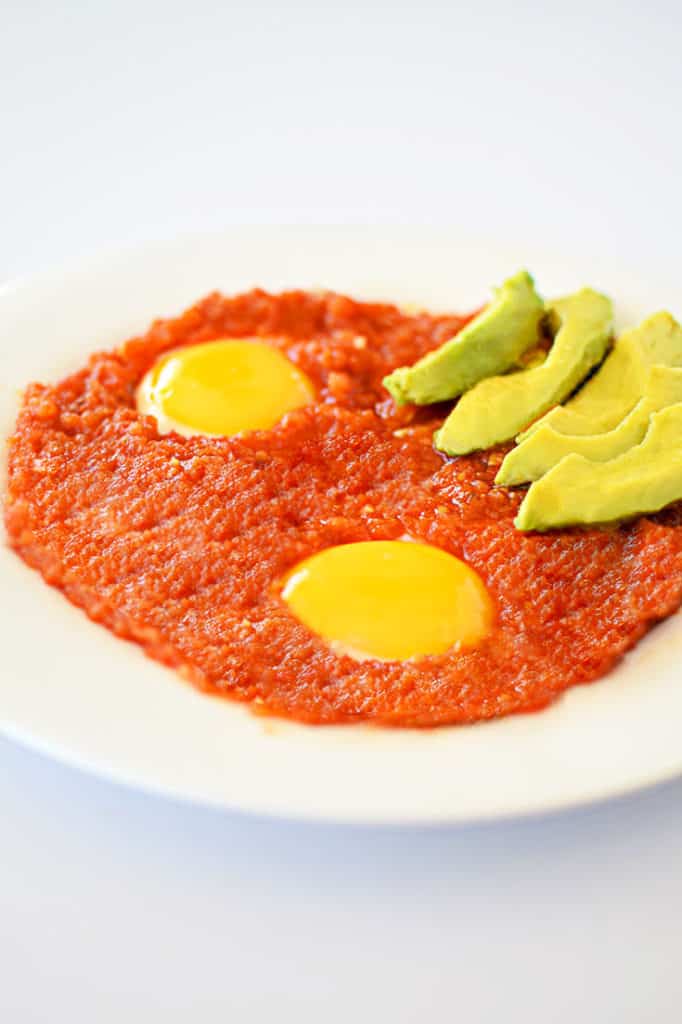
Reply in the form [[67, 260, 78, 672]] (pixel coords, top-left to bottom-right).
[[5, 290, 682, 726]]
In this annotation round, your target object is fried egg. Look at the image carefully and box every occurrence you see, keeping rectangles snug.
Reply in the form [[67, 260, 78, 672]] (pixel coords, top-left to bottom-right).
[[137, 338, 315, 437], [281, 540, 493, 662]]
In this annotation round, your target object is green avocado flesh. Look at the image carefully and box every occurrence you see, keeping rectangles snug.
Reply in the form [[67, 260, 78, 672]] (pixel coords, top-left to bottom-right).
[[515, 403, 682, 532], [383, 270, 543, 406], [518, 312, 682, 442], [496, 365, 682, 485], [434, 288, 613, 456]]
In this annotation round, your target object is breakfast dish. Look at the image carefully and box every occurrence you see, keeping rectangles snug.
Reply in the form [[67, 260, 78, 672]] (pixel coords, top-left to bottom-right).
[[3, 229, 682, 824], [5, 274, 682, 727]]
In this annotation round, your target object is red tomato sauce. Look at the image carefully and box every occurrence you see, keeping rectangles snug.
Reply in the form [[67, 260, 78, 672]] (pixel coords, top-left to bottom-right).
[[5, 290, 682, 726]]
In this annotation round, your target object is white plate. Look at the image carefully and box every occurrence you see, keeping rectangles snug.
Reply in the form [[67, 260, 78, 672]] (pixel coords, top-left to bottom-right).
[[2, 227, 682, 825]]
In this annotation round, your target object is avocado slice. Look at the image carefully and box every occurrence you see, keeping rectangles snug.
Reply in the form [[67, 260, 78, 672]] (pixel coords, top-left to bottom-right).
[[518, 312, 682, 441], [383, 270, 543, 406], [515, 402, 682, 531], [497, 365, 682, 485], [434, 288, 613, 456]]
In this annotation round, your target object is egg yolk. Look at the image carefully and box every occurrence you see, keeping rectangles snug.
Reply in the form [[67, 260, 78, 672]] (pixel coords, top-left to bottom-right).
[[281, 540, 493, 662], [137, 339, 315, 437]]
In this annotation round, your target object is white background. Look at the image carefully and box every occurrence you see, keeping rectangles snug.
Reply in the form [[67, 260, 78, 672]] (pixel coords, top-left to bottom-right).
[[2, 1, 682, 1020]]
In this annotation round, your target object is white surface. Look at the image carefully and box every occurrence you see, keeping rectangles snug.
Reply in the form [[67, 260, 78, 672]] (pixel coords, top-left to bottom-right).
[[2, 226, 682, 827], [2, 1, 682, 1020]]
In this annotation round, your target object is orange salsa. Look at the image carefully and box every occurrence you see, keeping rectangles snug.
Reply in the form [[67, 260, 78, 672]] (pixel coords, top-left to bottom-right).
[[5, 290, 682, 726]]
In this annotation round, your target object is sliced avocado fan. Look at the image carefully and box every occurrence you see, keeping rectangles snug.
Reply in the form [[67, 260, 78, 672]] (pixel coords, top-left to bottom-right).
[[434, 288, 613, 456], [515, 402, 682, 532], [497, 364, 682, 486], [383, 270, 543, 406], [518, 312, 682, 441]]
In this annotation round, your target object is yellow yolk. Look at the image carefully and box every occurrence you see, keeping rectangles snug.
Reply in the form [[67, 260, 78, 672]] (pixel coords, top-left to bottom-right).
[[281, 540, 493, 662], [137, 339, 315, 437]]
